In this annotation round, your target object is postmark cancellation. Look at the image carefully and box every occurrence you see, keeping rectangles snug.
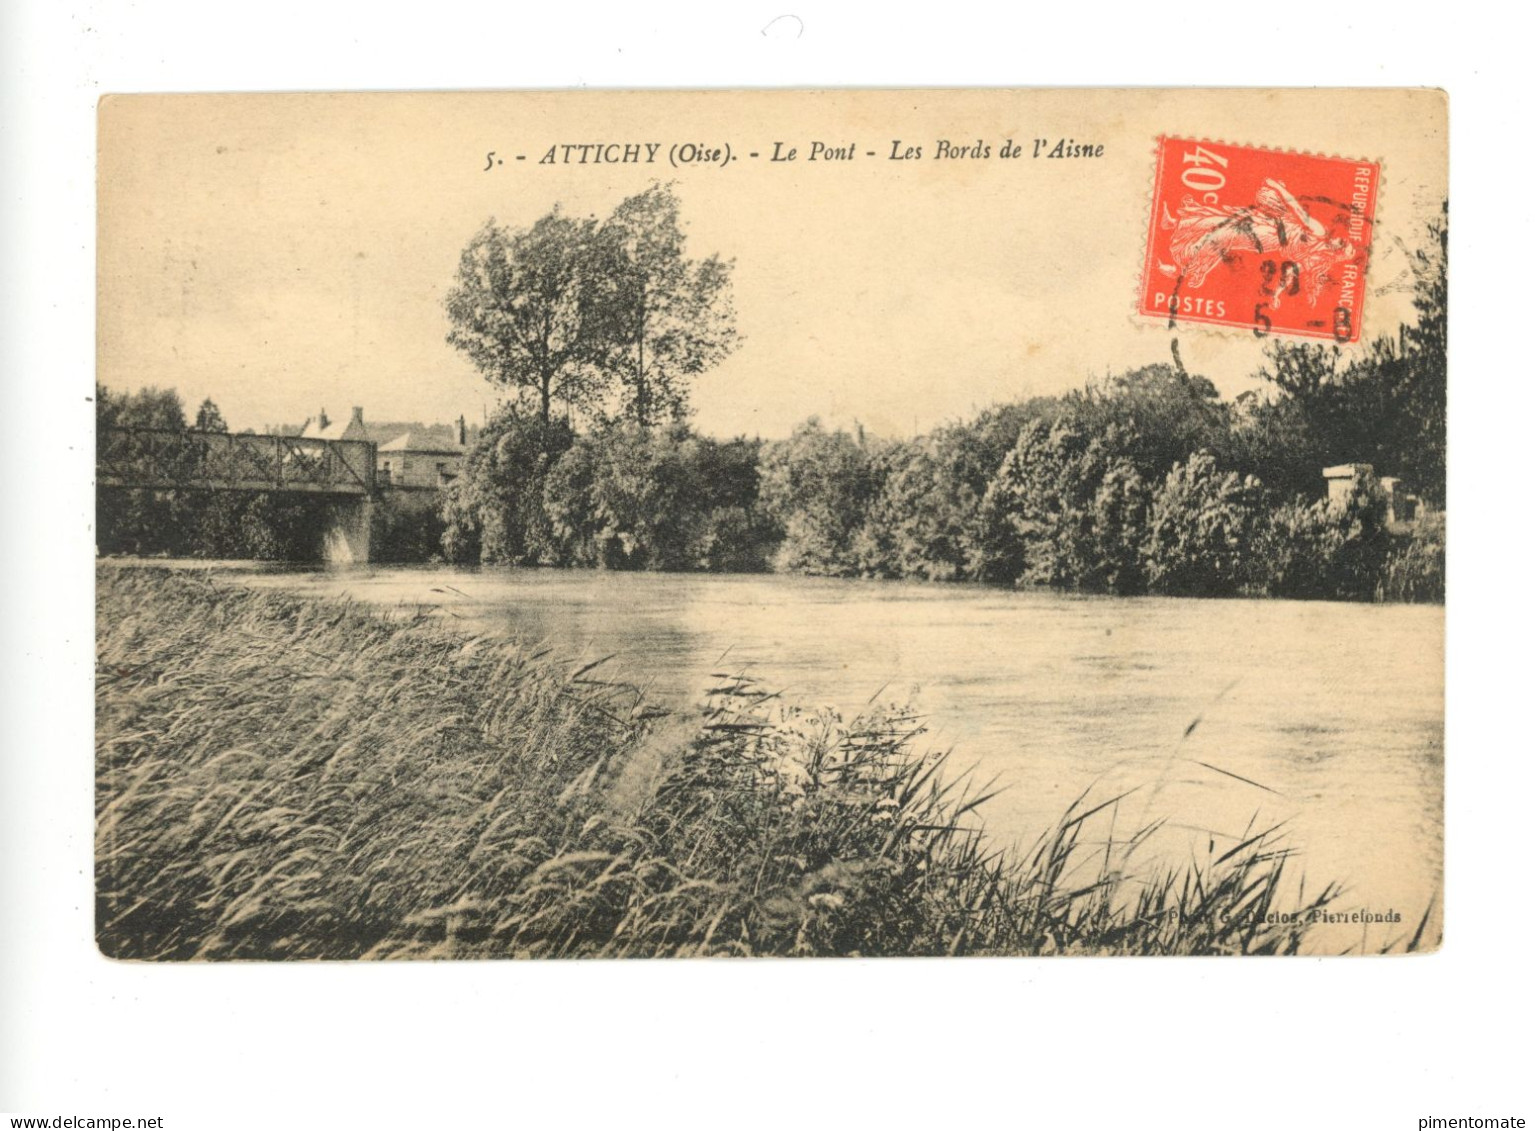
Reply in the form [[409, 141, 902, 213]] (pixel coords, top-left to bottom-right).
[[1138, 136, 1380, 343]]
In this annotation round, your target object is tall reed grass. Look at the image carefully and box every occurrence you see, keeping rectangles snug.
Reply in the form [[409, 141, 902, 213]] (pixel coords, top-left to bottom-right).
[[97, 565, 1375, 959]]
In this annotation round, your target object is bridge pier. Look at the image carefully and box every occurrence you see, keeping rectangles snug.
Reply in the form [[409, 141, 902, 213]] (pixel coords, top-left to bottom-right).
[[322, 497, 374, 565]]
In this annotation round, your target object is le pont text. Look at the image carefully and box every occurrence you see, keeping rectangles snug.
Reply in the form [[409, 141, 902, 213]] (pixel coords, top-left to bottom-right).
[[774, 139, 1106, 161]]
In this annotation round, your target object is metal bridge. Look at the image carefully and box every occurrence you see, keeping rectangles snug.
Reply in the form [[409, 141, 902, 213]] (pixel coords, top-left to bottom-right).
[[97, 427, 376, 495], [97, 427, 379, 562]]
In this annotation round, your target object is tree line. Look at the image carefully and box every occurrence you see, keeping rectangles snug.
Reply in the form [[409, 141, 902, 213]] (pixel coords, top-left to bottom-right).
[[435, 200, 1444, 603], [436, 358, 1442, 602], [96, 188, 1445, 603]]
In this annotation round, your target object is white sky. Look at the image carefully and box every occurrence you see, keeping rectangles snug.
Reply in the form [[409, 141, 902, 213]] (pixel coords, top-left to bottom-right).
[[98, 90, 1446, 439]]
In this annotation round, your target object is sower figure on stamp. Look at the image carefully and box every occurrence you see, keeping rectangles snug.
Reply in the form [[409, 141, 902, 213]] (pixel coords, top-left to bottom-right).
[[1159, 178, 1357, 310]]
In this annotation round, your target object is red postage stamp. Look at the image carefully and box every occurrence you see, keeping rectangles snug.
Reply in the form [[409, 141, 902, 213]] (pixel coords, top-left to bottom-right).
[[1138, 137, 1380, 342]]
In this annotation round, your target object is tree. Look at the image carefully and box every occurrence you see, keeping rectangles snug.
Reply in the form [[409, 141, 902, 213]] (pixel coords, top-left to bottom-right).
[[439, 407, 574, 564], [974, 420, 1149, 592], [1142, 453, 1264, 597], [194, 398, 228, 432], [446, 186, 738, 432], [1063, 364, 1230, 480], [536, 423, 774, 572], [1256, 341, 1342, 402], [1399, 202, 1447, 505], [593, 184, 739, 426], [758, 419, 883, 576], [853, 416, 1032, 582], [444, 211, 610, 426], [544, 423, 700, 570], [1252, 205, 1447, 506], [95, 385, 192, 555], [98, 385, 186, 432], [854, 439, 969, 580]]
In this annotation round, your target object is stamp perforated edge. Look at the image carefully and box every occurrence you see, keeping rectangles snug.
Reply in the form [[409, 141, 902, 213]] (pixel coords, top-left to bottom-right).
[[1129, 134, 1389, 346]]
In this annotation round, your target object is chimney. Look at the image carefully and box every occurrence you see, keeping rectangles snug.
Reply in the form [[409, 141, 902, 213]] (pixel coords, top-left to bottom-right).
[[456, 415, 467, 446], [317, 407, 329, 431], [351, 406, 364, 425]]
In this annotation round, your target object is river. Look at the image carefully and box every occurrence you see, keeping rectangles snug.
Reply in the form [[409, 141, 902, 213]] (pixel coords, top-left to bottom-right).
[[231, 563, 1444, 953]]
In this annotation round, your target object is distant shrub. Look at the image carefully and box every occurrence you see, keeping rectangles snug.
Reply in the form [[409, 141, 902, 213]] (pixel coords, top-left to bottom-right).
[[973, 421, 1149, 593], [1377, 514, 1445, 603], [853, 419, 1023, 582], [1087, 460, 1152, 595], [758, 419, 883, 577], [1142, 452, 1264, 597], [371, 492, 448, 564], [1247, 471, 1404, 602], [690, 504, 780, 573], [854, 440, 958, 579], [96, 487, 328, 561], [234, 494, 330, 561], [1316, 471, 1396, 602], [1249, 495, 1349, 600], [440, 409, 573, 565], [544, 424, 776, 572], [1063, 364, 1232, 480], [546, 424, 698, 570], [973, 420, 1072, 586], [97, 487, 188, 557]]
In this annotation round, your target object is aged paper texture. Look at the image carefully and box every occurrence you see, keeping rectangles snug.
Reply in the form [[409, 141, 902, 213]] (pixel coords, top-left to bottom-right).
[[96, 89, 1446, 959]]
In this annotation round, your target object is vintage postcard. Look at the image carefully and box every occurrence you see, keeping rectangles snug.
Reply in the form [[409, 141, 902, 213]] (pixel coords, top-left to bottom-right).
[[95, 89, 1446, 959]]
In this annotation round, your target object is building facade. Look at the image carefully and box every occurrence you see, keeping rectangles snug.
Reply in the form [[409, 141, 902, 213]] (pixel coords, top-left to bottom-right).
[[377, 422, 468, 490], [299, 407, 469, 490]]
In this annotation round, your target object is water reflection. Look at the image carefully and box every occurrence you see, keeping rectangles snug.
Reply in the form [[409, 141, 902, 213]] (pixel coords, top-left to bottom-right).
[[237, 563, 1444, 952]]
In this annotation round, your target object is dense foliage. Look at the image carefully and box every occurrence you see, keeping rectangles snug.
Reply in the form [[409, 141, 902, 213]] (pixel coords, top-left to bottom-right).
[[444, 184, 739, 427], [745, 384, 1440, 603], [95, 385, 336, 561], [99, 208, 1446, 604], [441, 409, 778, 572]]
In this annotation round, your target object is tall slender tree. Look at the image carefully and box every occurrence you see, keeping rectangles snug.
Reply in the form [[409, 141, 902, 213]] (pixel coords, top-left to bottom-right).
[[194, 398, 228, 432], [594, 184, 739, 427], [444, 211, 610, 426]]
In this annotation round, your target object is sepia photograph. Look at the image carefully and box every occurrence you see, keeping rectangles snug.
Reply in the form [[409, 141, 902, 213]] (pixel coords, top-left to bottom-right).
[[14, 0, 1535, 1118], [91, 89, 1448, 963]]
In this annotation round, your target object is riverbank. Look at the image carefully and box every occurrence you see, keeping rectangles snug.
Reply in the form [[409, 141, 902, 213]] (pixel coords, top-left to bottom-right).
[[96, 564, 1424, 958]]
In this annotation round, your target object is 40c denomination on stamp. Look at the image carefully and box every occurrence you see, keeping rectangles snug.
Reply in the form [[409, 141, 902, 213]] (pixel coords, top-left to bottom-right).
[[1139, 137, 1380, 343]]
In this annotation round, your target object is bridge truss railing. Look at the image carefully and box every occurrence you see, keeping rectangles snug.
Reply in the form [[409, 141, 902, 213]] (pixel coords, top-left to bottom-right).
[[97, 427, 376, 496]]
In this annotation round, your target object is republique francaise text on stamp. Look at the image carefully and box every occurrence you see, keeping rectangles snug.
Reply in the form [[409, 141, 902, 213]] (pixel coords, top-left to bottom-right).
[[1139, 137, 1380, 342]]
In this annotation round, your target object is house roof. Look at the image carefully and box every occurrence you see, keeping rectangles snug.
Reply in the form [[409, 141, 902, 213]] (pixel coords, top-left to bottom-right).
[[300, 409, 369, 443], [378, 430, 465, 455], [301, 420, 360, 442]]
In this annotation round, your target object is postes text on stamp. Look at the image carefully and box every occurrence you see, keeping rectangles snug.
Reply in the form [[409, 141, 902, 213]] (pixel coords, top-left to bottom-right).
[[1139, 137, 1379, 342]]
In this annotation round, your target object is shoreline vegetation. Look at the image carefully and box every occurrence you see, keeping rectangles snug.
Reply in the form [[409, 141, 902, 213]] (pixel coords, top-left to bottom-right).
[[96, 565, 1434, 959], [95, 197, 1446, 606], [93, 377, 1447, 605]]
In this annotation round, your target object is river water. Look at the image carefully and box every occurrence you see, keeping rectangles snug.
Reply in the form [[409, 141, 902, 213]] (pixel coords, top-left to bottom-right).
[[232, 564, 1444, 953]]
